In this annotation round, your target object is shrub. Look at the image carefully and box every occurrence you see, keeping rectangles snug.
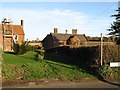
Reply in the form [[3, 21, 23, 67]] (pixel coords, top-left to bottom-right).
[[13, 43, 20, 54], [115, 37, 120, 45], [45, 46, 99, 67], [19, 42, 29, 54], [13, 41, 37, 55], [107, 45, 120, 62], [95, 45, 120, 65], [98, 64, 114, 78], [35, 48, 45, 62]]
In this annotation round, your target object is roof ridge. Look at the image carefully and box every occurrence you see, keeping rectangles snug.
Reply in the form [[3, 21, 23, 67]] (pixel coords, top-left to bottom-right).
[[51, 33, 85, 36]]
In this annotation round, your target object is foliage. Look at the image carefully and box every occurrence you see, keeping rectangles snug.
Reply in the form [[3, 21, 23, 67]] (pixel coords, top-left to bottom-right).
[[108, 21, 120, 35], [98, 64, 113, 78], [45, 46, 99, 67], [13, 42, 37, 55], [98, 64, 119, 79], [0, 49, 3, 56], [105, 45, 119, 63], [19, 41, 29, 54], [108, 6, 120, 45], [92, 45, 120, 65], [106, 45, 120, 62], [13, 43, 19, 54], [115, 37, 120, 45], [35, 48, 45, 62]]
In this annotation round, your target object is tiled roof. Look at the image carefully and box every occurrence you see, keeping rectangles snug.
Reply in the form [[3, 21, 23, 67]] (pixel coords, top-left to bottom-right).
[[0, 24, 24, 35], [12, 25, 24, 35], [50, 33, 88, 41]]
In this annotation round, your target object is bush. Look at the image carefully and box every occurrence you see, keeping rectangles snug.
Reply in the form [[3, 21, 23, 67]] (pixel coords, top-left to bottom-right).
[[95, 45, 120, 65], [45, 46, 99, 67], [115, 37, 120, 45], [13, 42, 37, 55], [35, 49, 45, 62], [13, 43, 19, 54], [19, 42, 28, 54], [98, 64, 114, 78], [107, 45, 120, 62]]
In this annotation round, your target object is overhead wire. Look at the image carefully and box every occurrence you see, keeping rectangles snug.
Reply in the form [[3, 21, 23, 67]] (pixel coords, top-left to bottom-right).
[[81, 1, 118, 26]]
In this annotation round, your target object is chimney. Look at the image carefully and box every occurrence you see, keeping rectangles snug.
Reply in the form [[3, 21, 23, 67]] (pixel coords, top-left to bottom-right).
[[72, 29, 77, 35], [54, 28, 58, 34], [21, 20, 24, 26], [65, 30, 68, 34]]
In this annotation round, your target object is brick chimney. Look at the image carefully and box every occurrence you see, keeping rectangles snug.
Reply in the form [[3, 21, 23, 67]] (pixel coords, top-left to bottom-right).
[[65, 30, 68, 34], [21, 20, 24, 26], [72, 29, 77, 35], [54, 28, 58, 34]]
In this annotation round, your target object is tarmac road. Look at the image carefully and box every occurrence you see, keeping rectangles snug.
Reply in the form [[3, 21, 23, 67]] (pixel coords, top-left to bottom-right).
[[2, 78, 119, 88]]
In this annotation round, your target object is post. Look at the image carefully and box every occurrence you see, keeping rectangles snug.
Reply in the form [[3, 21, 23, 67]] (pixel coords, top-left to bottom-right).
[[101, 33, 103, 66]]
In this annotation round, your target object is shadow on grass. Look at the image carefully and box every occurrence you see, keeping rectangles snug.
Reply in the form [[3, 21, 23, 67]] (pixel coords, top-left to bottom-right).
[[44, 46, 120, 87], [4, 52, 15, 54]]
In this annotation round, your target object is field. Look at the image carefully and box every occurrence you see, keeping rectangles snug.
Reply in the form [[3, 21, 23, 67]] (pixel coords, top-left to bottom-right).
[[2, 51, 95, 81]]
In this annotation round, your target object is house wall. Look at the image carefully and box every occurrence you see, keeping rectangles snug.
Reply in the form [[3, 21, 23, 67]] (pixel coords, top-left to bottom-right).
[[80, 41, 88, 45], [0, 23, 24, 51], [4, 37, 12, 51], [28, 42, 42, 47], [58, 40, 67, 46], [17, 35, 24, 44], [43, 35, 54, 49], [53, 41, 59, 47]]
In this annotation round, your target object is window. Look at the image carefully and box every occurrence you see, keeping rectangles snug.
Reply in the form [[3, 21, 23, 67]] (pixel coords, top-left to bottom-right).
[[59, 42, 64, 45]]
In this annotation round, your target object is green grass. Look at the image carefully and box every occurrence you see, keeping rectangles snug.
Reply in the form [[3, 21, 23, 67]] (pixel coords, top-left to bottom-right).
[[3, 51, 38, 64], [2, 51, 95, 80], [2, 60, 95, 80]]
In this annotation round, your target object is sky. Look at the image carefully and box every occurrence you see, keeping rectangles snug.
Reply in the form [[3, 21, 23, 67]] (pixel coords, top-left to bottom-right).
[[0, 1, 119, 41]]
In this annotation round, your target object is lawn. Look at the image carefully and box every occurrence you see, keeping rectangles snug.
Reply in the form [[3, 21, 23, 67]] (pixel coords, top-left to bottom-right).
[[2, 51, 95, 80], [3, 51, 38, 64]]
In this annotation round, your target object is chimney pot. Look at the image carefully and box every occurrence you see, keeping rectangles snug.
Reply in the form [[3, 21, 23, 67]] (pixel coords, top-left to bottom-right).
[[54, 28, 58, 34], [65, 30, 68, 34], [72, 29, 77, 35], [21, 20, 24, 26]]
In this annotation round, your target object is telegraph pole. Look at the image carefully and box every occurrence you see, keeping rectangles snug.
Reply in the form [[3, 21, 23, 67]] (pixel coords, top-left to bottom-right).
[[101, 33, 103, 66]]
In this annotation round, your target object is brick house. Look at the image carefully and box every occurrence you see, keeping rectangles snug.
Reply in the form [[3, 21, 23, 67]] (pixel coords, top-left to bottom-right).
[[42, 28, 88, 49], [0, 18, 25, 51], [28, 41, 43, 48]]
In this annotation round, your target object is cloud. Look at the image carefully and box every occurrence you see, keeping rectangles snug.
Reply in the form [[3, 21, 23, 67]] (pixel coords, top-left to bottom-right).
[[1, 8, 113, 40]]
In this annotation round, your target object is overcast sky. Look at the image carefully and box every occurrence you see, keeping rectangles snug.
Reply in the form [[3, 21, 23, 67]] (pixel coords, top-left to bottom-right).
[[0, 1, 119, 40]]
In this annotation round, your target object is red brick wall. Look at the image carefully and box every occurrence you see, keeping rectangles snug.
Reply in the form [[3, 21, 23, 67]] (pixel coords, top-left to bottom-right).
[[0, 25, 3, 50]]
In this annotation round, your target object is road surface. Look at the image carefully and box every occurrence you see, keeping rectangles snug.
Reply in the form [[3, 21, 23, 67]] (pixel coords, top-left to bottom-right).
[[2, 78, 119, 88]]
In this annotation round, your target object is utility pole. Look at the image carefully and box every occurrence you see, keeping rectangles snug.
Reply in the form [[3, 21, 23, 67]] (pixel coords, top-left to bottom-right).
[[101, 33, 103, 66]]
